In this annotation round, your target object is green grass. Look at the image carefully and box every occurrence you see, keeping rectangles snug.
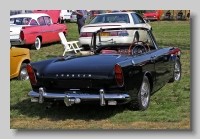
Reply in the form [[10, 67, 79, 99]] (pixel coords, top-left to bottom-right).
[[10, 21, 190, 129]]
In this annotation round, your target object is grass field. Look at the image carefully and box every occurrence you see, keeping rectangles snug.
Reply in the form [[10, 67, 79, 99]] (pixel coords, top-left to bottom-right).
[[10, 20, 190, 129]]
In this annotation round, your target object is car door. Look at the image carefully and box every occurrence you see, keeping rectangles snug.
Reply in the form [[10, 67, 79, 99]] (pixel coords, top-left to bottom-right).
[[142, 31, 171, 92], [43, 16, 60, 42], [150, 48, 172, 92], [37, 16, 52, 43]]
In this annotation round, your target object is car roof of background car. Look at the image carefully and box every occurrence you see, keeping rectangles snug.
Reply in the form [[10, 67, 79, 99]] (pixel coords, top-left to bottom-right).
[[97, 12, 136, 16], [10, 13, 50, 18]]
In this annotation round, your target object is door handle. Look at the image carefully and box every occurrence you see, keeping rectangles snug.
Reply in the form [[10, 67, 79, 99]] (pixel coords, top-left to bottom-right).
[[150, 55, 156, 62], [151, 55, 156, 59]]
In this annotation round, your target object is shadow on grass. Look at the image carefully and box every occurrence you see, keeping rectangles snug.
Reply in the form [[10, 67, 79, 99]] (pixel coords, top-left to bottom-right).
[[10, 98, 128, 121]]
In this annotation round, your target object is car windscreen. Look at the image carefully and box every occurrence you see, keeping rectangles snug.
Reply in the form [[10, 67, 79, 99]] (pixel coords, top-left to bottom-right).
[[93, 28, 155, 48], [89, 14, 130, 24], [10, 17, 32, 25], [91, 28, 157, 55]]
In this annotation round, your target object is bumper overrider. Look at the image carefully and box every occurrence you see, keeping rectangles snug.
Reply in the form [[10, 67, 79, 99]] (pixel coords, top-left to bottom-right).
[[28, 87, 131, 106], [10, 39, 26, 45]]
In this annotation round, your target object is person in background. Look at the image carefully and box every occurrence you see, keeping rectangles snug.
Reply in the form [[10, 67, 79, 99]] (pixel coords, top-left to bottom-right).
[[177, 10, 183, 19], [187, 10, 190, 23], [58, 16, 65, 24], [23, 18, 29, 25], [165, 10, 171, 19], [75, 10, 86, 34], [112, 10, 120, 13]]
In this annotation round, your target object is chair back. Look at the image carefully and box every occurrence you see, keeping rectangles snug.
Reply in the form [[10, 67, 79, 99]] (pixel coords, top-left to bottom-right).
[[58, 32, 68, 45]]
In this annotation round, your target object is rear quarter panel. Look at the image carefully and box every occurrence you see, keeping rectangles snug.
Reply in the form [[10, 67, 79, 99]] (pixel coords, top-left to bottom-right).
[[22, 26, 43, 45], [22, 24, 68, 44], [51, 24, 68, 41]]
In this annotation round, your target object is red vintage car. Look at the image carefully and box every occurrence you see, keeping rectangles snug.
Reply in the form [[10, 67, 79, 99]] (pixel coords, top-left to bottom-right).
[[10, 10, 68, 50], [143, 10, 162, 21]]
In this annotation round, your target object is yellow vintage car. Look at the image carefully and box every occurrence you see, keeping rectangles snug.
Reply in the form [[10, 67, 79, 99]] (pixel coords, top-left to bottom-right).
[[10, 46, 31, 80]]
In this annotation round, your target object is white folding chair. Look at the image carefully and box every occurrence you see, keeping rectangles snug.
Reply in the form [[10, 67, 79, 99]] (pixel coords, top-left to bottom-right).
[[58, 32, 82, 56]]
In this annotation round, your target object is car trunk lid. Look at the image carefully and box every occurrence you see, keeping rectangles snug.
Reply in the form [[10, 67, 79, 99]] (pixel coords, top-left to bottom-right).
[[42, 54, 128, 78]]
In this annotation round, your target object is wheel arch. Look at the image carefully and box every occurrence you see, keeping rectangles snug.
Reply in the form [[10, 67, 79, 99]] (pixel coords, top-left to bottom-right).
[[22, 59, 31, 64], [143, 71, 153, 93], [13, 59, 30, 79], [36, 35, 42, 43]]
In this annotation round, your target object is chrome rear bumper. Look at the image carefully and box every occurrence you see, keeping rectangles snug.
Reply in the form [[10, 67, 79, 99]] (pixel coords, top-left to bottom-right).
[[28, 87, 130, 106]]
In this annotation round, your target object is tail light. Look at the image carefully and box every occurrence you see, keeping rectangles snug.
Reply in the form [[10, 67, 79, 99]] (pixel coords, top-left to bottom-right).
[[114, 64, 124, 87], [20, 31, 24, 40], [27, 64, 37, 85], [80, 32, 93, 37]]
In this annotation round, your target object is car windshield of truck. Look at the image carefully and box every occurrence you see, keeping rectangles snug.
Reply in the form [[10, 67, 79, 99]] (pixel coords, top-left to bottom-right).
[[89, 14, 130, 24], [10, 17, 32, 25]]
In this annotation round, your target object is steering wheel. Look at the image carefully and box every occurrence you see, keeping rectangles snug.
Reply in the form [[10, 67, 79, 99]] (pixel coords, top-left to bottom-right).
[[128, 40, 150, 55]]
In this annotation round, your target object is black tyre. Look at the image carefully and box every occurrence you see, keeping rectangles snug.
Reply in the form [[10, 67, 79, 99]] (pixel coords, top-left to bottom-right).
[[169, 57, 181, 82], [128, 76, 151, 111], [17, 63, 29, 81], [32, 37, 41, 50]]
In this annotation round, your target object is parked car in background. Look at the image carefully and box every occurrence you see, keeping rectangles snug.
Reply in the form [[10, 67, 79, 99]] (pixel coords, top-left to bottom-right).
[[10, 10, 68, 50], [60, 10, 73, 22], [10, 46, 31, 81], [10, 13, 53, 42], [143, 10, 162, 21], [27, 27, 181, 111], [79, 12, 152, 50], [70, 10, 90, 23]]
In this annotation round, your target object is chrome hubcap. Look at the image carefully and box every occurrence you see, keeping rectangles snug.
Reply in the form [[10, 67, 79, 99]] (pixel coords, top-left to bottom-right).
[[20, 68, 29, 80], [174, 61, 181, 81], [141, 81, 149, 107]]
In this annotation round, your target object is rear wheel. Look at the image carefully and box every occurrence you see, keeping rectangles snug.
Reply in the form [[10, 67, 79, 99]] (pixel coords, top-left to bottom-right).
[[17, 63, 29, 81], [169, 57, 181, 82], [32, 37, 41, 50], [128, 76, 150, 111]]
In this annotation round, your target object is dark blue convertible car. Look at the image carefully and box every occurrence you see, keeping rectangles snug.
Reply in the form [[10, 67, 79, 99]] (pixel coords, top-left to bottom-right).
[[27, 27, 181, 111]]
